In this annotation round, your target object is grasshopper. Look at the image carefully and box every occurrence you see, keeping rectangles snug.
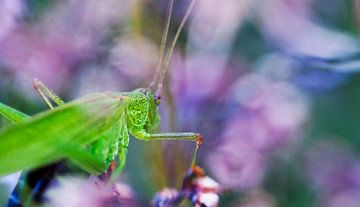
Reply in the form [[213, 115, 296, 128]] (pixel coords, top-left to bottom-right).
[[0, 0, 202, 190]]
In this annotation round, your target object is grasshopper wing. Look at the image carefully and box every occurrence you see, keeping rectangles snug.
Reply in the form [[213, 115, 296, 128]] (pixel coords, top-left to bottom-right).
[[0, 92, 126, 176]]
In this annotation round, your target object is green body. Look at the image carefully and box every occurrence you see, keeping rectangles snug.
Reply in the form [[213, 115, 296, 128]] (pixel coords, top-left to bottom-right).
[[1, 83, 200, 207], [1, 88, 158, 206], [0, 89, 159, 177]]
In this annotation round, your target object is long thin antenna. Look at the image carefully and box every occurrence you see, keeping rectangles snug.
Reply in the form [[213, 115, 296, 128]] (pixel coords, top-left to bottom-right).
[[149, 0, 174, 91], [156, 0, 198, 96]]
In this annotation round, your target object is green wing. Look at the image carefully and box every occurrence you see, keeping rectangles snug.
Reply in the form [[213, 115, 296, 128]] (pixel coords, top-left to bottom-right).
[[0, 92, 126, 176]]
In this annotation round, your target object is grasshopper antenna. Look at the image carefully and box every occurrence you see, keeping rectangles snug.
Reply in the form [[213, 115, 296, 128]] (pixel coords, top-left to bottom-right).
[[149, 0, 202, 169], [149, 0, 174, 93], [154, 0, 198, 99]]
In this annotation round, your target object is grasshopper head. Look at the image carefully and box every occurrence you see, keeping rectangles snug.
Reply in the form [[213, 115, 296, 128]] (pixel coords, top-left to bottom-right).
[[136, 88, 160, 132]]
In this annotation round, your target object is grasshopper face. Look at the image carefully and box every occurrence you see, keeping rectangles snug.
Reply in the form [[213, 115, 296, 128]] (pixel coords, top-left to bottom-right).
[[126, 88, 160, 133], [144, 89, 160, 132]]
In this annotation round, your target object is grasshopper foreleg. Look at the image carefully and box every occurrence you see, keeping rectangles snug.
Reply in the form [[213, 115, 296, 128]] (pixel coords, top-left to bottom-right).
[[134, 132, 204, 167]]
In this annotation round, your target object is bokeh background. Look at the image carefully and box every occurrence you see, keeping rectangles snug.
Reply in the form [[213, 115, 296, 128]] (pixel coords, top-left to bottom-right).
[[1, 0, 360, 206]]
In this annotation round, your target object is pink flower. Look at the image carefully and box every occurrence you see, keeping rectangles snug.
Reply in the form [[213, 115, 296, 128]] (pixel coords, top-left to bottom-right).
[[109, 35, 158, 86], [230, 74, 308, 151], [208, 141, 264, 189], [0, 0, 132, 94], [305, 140, 359, 192], [47, 177, 136, 207], [306, 140, 360, 207], [256, 0, 360, 72], [235, 191, 276, 207], [322, 189, 360, 207], [0, 0, 24, 40], [207, 73, 308, 190]]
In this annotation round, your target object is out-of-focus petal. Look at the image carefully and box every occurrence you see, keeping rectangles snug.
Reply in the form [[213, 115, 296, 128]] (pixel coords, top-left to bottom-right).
[[230, 73, 308, 150], [189, 0, 253, 53], [207, 141, 264, 189], [235, 191, 276, 207], [0, 0, 24, 40], [109, 35, 157, 84], [323, 190, 360, 207], [256, 0, 360, 72], [47, 177, 136, 207]]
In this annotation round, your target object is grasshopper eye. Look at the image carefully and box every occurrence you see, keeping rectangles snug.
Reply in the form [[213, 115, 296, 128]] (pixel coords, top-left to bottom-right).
[[154, 95, 161, 106]]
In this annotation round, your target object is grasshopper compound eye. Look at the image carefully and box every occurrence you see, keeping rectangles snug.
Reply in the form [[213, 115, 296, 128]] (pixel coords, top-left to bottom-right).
[[154, 95, 161, 106]]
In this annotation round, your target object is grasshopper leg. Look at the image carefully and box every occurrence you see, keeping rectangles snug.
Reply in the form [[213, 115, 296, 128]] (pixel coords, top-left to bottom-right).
[[33, 78, 64, 108], [133, 131, 204, 167], [108, 146, 128, 183]]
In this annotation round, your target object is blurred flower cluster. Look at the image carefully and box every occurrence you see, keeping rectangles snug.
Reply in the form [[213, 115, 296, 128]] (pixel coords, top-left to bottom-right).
[[1, 0, 360, 206], [152, 166, 220, 207], [47, 176, 136, 207], [306, 140, 360, 207]]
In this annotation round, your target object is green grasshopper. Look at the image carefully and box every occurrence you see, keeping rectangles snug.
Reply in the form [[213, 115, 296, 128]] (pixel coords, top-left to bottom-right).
[[0, 0, 202, 183]]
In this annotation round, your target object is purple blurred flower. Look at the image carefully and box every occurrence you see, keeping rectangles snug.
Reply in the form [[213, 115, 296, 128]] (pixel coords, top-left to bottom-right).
[[256, 53, 348, 92], [0, 29, 76, 92], [109, 35, 158, 87], [235, 191, 276, 207], [189, 175, 220, 207], [0, 0, 131, 93], [189, 0, 252, 53], [112, 182, 136, 206], [256, 0, 360, 72], [152, 166, 220, 207], [230, 74, 308, 150], [207, 73, 308, 189], [47, 177, 136, 207], [207, 141, 264, 189], [305, 140, 360, 207], [322, 189, 360, 207], [152, 188, 180, 207], [171, 54, 232, 99], [305, 140, 360, 192], [168, 0, 253, 100], [0, 0, 24, 41], [71, 65, 126, 98], [169, 0, 253, 100]]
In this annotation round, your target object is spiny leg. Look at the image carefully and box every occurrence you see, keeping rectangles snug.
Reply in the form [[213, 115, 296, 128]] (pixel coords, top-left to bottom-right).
[[109, 147, 128, 183], [134, 131, 204, 167], [33, 78, 64, 108]]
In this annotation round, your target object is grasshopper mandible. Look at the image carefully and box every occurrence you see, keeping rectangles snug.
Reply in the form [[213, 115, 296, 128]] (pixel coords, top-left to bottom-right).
[[0, 0, 203, 181]]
